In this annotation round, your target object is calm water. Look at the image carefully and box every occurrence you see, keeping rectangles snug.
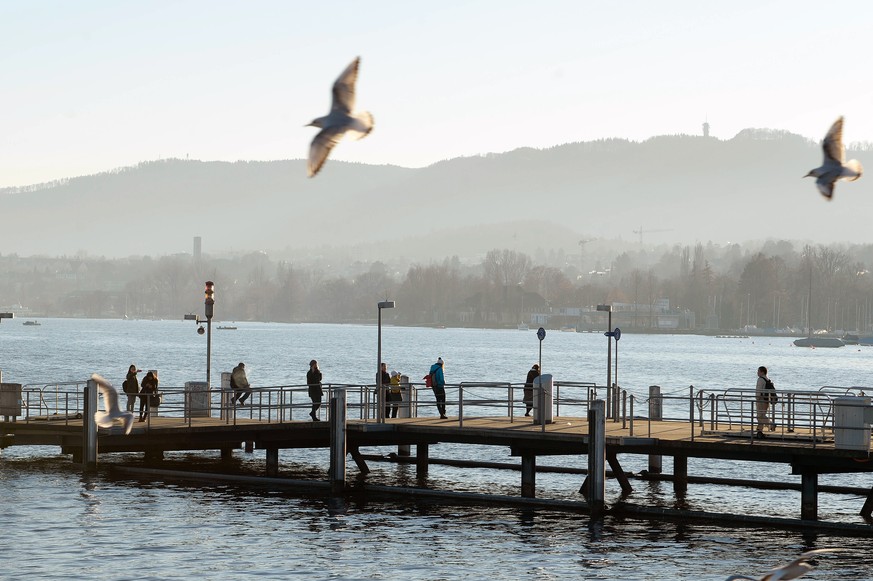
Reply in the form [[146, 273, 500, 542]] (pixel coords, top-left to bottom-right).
[[2, 319, 872, 579]]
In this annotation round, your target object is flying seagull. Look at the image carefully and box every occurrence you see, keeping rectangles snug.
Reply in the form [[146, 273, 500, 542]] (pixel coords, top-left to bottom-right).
[[306, 56, 374, 178], [92, 373, 135, 435], [725, 548, 842, 581], [804, 117, 863, 200]]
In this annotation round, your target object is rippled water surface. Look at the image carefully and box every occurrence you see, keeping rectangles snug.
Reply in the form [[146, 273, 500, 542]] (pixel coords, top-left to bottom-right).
[[2, 320, 873, 579]]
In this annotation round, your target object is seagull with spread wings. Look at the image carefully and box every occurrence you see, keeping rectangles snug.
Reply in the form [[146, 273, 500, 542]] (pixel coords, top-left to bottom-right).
[[804, 117, 863, 200], [92, 373, 135, 435], [306, 57, 374, 177], [725, 548, 842, 581]]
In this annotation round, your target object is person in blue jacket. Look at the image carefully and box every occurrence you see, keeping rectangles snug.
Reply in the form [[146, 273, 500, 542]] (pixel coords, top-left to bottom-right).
[[429, 357, 447, 419]]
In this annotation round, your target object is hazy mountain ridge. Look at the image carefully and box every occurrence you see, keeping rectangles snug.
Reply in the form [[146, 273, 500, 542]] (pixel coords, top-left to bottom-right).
[[0, 129, 867, 258]]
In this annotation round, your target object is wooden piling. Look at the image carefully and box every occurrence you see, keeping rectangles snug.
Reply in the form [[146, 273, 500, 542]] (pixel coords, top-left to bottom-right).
[[416, 443, 429, 477], [801, 470, 818, 520], [265, 447, 279, 477], [588, 400, 605, 519], [673, 455, 688, 496], [648, 385, 662, 474], [329, 388, 347, 493], [521, 452, 536, 498], [83, 379, 98, 472]]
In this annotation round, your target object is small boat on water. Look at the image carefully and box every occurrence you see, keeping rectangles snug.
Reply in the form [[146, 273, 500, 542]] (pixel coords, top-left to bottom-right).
[[517, 323, 529, 331], [217, 325, 238, 330], [793, 336, 844, 348], [22, 320, 41, 326]]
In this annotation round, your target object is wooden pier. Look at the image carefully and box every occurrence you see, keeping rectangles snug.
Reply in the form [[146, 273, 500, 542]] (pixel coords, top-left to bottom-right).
[[3, 380, 873, 529]]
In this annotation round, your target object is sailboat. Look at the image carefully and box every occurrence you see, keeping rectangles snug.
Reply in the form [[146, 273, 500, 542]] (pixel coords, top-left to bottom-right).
[[793, 262, 844, 348]]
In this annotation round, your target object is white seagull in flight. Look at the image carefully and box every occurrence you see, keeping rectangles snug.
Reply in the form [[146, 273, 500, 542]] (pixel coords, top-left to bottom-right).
[[92, 373, 135, 435], [306, 56, 374, 177], [725, 548, 842, 580], [804, 116, 863, 200]]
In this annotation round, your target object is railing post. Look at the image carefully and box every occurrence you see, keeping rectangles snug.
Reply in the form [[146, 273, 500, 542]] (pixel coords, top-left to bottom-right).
[[629, 394, 634, 436], [621, 390, 627, 429], [648, 385, 662, 473], [689, 385, 695, 442], [458, 384, 464, 427]]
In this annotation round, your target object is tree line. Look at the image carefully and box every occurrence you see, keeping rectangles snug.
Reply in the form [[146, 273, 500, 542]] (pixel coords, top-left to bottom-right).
[[3, 240, 873, 333]]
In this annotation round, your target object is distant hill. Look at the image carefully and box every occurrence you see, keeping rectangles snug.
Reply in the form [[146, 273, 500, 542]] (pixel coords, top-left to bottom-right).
[[1, 129, 868, 258]]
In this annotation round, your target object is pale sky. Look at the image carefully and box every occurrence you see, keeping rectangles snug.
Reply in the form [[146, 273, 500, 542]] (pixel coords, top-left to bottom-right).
[[2, 0, 872, 187]]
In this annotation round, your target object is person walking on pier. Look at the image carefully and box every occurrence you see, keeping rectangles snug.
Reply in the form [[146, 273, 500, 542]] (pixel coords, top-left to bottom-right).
[[307, 359, 323, 421], [122, 364, 140, 412], [230, 362, 252, 405], [138, 370, 159, 422], [430, 357, 447, 419], [755, 365, 776, 438], [523, 364, 540, 417]]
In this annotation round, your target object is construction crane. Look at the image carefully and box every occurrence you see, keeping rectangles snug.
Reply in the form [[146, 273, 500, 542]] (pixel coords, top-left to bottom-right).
[[632, 226, 672, 245]]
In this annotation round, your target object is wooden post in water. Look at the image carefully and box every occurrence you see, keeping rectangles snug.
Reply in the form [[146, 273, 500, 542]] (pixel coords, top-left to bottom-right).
[[801, 470, 818, 520], [265, 447, 279, 477], [83, 379, 98, 472], [587, 400, 605, 519], [521, 452, 536, 498], [648, 385, 663, 474], [673, 455, 688, 497], [329, 388, 347, 493], [416, 443, 429, 477]]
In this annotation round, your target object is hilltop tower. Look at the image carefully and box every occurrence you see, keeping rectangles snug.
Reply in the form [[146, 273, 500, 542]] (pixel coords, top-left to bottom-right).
[[703, 120, 710, 138]]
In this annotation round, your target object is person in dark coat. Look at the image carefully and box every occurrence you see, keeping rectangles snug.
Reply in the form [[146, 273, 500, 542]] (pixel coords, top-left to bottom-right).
[[307, 359, 323, 421], [122, 364, 140, 412], [523, 364, 540, 417], [378, 362, 392, 418], [230, 362, 252, 405], [138, 370, 159, 422]]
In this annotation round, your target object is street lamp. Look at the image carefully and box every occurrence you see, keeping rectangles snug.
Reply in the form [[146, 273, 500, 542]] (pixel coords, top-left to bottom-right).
[[596, 304, 613, 415], [377, 300, 395, 423]]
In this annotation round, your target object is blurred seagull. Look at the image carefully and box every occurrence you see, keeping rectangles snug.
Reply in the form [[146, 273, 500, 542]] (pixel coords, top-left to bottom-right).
[[306, 56, 374, 178], [92, 373, 134, 435], [804, 116, 863, 200], [725, 548, 842, 581]]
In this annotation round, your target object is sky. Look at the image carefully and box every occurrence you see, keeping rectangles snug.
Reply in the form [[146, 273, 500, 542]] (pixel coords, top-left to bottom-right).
[[2, 0, 873, 188]]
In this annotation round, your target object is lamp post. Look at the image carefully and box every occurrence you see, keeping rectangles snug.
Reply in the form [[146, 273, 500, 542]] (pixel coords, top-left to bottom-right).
[[377, 300, 395, 423], [204, 281, 215, 391], [596, 304, 613, 416]]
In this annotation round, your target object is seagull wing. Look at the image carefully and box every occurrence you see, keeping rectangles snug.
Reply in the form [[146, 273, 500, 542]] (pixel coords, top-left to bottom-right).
[[816, 176, 835, 200], [822, 116, 845, 164], [92, 373, 121, 413], [331, 57, 360, 115], [763, 548, 843, 581], [308, 126, 345, 177]]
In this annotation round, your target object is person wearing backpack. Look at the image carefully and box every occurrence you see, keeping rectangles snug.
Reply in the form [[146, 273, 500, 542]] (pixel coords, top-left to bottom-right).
[[429, 357, 447, 419], [122, 364, 140, 412], [755, 365, 776, 438]]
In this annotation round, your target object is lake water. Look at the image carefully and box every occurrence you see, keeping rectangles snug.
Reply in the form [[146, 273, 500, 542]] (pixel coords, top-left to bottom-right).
[[1, 319, 872, 579]]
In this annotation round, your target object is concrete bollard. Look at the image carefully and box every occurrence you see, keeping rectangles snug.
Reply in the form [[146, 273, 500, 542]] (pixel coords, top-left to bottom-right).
[[587, 399, 605, 519], [329, 388, 347, 493], [648, 385, 662, 474]]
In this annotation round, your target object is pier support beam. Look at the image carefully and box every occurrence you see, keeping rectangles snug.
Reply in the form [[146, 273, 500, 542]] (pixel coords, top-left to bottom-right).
[[606, 451, 632, 495], [801, 470, 818, 520], [860, 485, 873, 519], [349, 446, 370, 475], [521, 452, 536, 498], [648, 385, 663, 474], [83, 379, 98, 472], [673, 455, 688, 497], [220, 447, 233, 460], [587, 400, 606, 519], [265, 447, 279, 477], [329, 388, 347, 493], [244, 441, 254, 454], [416, 443, 429, 477]]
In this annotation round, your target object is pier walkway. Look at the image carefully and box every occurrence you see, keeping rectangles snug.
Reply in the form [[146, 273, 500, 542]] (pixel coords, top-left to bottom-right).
[[2, 379, 873, 525]]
